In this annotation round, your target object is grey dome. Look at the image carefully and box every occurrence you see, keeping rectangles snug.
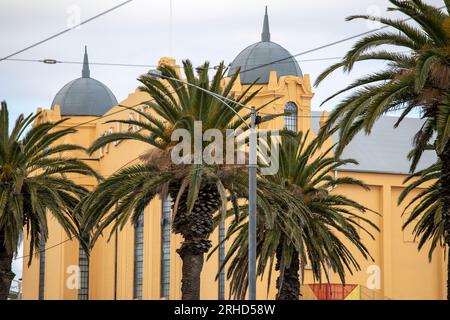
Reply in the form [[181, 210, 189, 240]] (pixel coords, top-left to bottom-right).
[[51, 47, 117, 116], [228, 7, 302, 84], [52, 77, 117, 116]]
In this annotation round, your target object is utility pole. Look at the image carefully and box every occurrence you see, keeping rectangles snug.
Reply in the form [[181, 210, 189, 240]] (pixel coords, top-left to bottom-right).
[[248, 108, 257, 300]]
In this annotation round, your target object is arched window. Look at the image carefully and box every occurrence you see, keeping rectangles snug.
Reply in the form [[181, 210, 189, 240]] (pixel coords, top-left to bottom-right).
[[160, 195, 172, 299], [284, 102, 298, 132], [133, 211, 144, 300]]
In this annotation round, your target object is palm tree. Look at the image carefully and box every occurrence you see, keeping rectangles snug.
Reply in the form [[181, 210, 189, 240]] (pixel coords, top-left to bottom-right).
[[399, 161, 444, 260], [219, 131, 377, 300], [82, 60, 281, 300], [314, 0, 450, 298], [0, 101, 98, 300]]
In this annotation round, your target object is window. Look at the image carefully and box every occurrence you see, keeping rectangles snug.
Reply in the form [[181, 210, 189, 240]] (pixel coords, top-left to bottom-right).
[[218, 222, 226, 300], [133, 211, 145, 299], [284, 102, 298, 132], [39, 147, 49, 300], [160, 195, 171, 299], [78, 239, 89, 300], [38, 237, 45, 300]]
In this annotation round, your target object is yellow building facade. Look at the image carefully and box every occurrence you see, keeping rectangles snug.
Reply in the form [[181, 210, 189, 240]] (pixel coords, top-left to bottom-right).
[[22, 9, 447, 300]]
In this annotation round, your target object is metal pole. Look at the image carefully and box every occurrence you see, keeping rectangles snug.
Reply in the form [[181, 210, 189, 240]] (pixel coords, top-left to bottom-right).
[[248, 108, 257, 300], [218, 222, 226, 300], [114, 205, 118, 300]]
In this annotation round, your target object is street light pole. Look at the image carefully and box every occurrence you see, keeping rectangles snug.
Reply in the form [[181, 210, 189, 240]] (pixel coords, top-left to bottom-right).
[[248, 108, 257, 300], [148, 69, 258, 300]]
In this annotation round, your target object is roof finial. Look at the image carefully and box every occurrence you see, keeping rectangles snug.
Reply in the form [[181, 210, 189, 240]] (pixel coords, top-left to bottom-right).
[[261, 6, 270, 42], [82, 45, 90, 78]]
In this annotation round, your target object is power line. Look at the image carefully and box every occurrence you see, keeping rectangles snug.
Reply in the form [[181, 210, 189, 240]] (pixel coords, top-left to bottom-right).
[[233, 5, 446, 77], [0, 51, 412, 69], [12, 149, 201, 260], [3, 58, 157, 68], [260, 112, 327, 118], [2, 56, 347, 68], [12, 152, 145, 261], [12, 89, 411, 259], [9, 5, 441, 264], [11, 90, 179, 262], [234, 28, 392, 77], [13, 238, 73, 261], [61, 82, 189, 130], [0, 0, 134, 62], [10, 87, 281, 259], [2, 3, 434, 73], [2, 0, 444, 80], [11, 82, 191, 260], [259, 105, 412, 118], [10, 99, 413, 260]]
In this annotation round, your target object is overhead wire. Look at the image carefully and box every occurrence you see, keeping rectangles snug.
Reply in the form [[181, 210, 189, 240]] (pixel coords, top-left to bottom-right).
[[8, 4, 443, 259], [0, 0, 135, 62]]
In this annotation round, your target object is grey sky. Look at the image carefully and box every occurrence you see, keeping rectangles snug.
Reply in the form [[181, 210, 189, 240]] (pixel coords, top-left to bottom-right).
[[0, 0, 445, 280]]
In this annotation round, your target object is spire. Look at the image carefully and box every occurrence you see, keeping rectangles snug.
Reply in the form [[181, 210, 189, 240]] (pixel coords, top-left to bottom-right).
[[261, 6, 270, 42], [82, 46, 90, 78]]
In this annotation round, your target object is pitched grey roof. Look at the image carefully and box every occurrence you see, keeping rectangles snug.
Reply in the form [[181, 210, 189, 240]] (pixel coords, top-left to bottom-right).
[[227, 7, 302, 84], [311, 111, 437, 174], [51, 46, 117, 116]]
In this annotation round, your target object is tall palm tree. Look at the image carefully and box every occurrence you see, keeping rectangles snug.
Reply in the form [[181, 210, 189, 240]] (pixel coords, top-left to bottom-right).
[[82, 60, 282, 300], [314, 0, 450, 298], [399, 161, 444, 259], [0, 101, 98, 300], [219, 131, 377, 300]]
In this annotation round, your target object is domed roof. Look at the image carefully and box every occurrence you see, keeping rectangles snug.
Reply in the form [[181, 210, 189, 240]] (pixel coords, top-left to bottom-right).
[[52, 47, 117, 116], [228, 7, 302, 84]]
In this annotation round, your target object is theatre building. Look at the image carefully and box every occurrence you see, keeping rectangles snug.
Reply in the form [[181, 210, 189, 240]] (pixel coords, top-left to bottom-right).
[[21, 9, 446, 300]]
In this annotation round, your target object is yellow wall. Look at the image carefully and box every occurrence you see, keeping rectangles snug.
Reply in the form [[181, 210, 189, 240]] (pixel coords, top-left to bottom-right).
[[311, 171, 447, 300], [22, 58, 447, 300]]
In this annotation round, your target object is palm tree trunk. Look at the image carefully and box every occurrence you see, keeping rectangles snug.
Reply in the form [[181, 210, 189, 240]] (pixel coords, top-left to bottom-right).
[[275, 244, 300, 300], [178, 247, 205, 300], [171, 183, 220, 300], [0, 233, 15, 300], [439, 140, 450, 300]]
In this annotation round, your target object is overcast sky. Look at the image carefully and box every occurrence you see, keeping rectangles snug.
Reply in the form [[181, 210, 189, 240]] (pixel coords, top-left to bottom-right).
[[1, 0, 445, 281]]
